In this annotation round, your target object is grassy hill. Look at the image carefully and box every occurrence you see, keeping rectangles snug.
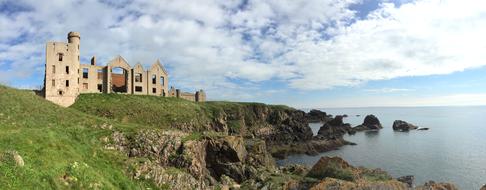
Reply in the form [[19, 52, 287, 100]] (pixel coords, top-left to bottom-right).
[[0, 85, 157, 189], [0, 85, 294, 189], [71, 93, 292, 133], [0, 85, 417, 189]]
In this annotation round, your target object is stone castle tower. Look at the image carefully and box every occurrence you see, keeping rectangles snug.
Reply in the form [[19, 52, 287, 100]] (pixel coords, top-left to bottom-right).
[[43, 32, 206, 107], [44, 32, 81, 107]]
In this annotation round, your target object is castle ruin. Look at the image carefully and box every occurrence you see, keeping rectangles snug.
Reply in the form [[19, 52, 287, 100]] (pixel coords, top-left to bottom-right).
[[43, 31, 205, 107]]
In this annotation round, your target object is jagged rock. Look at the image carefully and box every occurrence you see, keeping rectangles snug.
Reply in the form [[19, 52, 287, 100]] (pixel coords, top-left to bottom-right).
[[306, 156, 353, 180], [220, 175, 237, 187], [354, 114, 383, 131], [307, 157, 412, 189], [280, 164, 309, 176], [263, 109, 313, 144], [270, 138, 351, 159], [305, 109, 331, 123], [175, 139, 211, 183], [244, 139, 275, 170], [415, 181, 458, 190], [316, 116, 355, 140], [317, 123, 354, 139], [480, 184, 486, 190], [393, 120, 418, 131], [133, 161, 209, 189], [111, 130, 266, 186], [206, 136, 248, 182], [283, 179, 301, 190], [309, 178, 408, 190], [397, 175, 414, 188], [327, 115, 345, 126], [2, 150, 24, 167]]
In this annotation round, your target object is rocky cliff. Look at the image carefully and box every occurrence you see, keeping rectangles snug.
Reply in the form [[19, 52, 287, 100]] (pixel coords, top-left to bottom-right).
[[305, 109, 332, 123], [74, 96, 353, 160], [71, 95, 469, 189], [104, 129, 277, 189]]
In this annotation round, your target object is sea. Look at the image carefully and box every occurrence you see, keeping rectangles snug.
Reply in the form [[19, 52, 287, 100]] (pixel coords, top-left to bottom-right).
[[276, 106, 486, 189]]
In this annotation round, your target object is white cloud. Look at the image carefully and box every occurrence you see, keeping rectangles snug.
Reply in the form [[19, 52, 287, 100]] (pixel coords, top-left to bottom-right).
[[1, 0, 486, 101], [365, 88, 414, 93], [285, 0, 486, 89]]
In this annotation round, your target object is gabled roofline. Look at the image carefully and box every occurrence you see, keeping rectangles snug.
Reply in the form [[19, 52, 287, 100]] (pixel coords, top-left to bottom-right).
[[150, 59, 168, 75], [133, 62, 145, 71], [107, 55, 132, 69]]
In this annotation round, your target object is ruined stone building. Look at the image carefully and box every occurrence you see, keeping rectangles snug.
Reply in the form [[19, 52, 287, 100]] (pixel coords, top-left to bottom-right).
[[43, 31, 206, 107]]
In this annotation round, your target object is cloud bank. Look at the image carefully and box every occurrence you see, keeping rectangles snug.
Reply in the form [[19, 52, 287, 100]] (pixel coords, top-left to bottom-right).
[[1, 0, 486, 100]]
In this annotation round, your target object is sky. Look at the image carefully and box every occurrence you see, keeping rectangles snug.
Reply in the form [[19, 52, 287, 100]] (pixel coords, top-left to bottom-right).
[[1, 0, 486, 108]]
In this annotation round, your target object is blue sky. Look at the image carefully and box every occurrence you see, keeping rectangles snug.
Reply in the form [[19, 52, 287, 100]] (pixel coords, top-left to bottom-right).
[[1, 0, 486, 108]]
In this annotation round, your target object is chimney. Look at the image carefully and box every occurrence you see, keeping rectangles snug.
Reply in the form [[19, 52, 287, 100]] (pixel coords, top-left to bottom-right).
[[91, 56, 96, 65]]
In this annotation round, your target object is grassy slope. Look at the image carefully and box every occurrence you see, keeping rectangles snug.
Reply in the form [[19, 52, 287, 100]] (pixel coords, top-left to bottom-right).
[[72, 93, 212, 129], [0, 86, 294, 189], [72, 93, 292, 131], [0, 85, 156, 189]]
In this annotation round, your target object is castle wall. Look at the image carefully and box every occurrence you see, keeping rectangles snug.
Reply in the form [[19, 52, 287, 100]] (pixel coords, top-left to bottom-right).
[[131, 63, 147, 95], [79, 64, 104, 93], [179, 92, 196, 101], [44, 32, 206, 107], [106, 56, 132, 94], [146, 61, 169, 97]]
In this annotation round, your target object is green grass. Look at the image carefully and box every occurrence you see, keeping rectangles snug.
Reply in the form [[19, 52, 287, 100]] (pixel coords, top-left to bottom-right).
[[181, 132, 203, 143], [71, 93, 294, 133], [0, 85, 156, 189], [0, 85, 296, 189], [72, 93, 211, 130]]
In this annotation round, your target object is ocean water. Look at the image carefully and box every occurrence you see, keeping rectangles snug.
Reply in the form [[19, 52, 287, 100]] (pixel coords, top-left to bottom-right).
[[276, 106, 486, 189]]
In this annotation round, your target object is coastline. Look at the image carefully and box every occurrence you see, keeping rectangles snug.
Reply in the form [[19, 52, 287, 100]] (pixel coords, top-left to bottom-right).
[[0, 86, 470, 189]]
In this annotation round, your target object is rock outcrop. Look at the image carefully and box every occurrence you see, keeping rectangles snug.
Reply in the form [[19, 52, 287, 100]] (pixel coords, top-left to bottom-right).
[[263, 114, 360, 159], [393, 120, 419, 131], [310, 178, 408, 190], [211, 104, 314, 145], [307, 156, 408, 189], [354, 114, 383, 131], [1, 150, 24, 167], [307, 156, 353, 180], [415, 181, 458, 190], [207, 104, 348, 159], [316, 115, 355, 140], [260, 108, 313, 145], [107, 130, 275, 189], [266, 114, 358, 159], [305, 109, 332, 123], [269, 138, 351, 159], [397, 175, 414, 188], [307, 157, 459, 190], [481, 184, 486, 190]]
